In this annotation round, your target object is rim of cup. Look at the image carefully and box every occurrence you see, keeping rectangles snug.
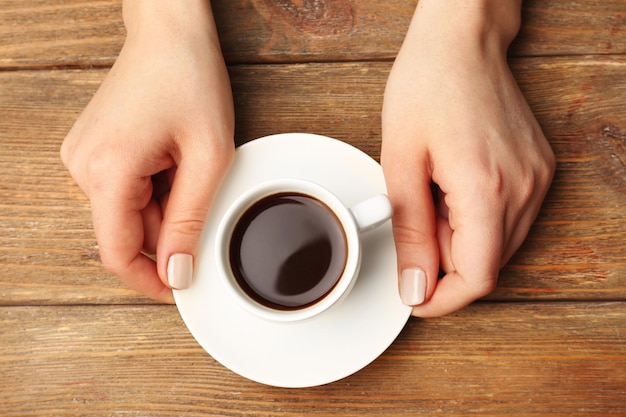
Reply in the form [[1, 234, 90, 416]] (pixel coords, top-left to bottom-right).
[[214, 178, 362, 323]]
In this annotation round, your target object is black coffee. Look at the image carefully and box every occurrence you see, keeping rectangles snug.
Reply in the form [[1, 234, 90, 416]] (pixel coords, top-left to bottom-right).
[[229, 192, 348, 310]]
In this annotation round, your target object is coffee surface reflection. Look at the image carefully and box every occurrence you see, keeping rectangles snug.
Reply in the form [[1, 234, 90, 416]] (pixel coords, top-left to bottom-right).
[[229, 193, 348, 310]]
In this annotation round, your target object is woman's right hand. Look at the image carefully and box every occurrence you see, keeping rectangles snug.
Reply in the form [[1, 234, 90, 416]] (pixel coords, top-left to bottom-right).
[[381, 0, 555, 317]]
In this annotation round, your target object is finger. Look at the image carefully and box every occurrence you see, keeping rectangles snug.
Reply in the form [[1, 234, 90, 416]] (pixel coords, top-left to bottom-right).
[[156, 141, 233, 290], [436, 214, 454, 273], [499, 201, 537, 267], [409, 269, 494, 318], [381, 148, 439, 308], [108, 249, 173, 304], [141, 198, 163, 255], [501, 167, 554, 266], [89, 171, 173, 304], [411, 199, 504, 317], [434, 190, 454, 273]]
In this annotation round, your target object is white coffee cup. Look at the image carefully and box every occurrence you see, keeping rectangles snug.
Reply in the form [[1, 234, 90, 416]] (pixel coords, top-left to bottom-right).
[[214, 178, 393, 322]]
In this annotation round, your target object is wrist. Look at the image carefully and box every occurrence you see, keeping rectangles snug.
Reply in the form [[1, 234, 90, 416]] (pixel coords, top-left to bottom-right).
[[408, 0, 522, 58], [122, 0, 219, 47]]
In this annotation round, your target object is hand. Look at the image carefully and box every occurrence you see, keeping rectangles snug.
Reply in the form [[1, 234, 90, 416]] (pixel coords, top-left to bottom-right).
[[60, 0, 234, 303], [381, 0, 555, 317]]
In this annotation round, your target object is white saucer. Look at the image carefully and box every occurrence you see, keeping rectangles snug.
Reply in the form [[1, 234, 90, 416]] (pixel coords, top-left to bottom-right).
[[174, 133, 411, 388]]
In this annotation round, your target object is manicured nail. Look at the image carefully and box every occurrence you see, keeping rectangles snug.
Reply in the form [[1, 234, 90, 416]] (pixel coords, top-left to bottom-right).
[[167, 253, 193, 290], [400, 268, 427, 306]]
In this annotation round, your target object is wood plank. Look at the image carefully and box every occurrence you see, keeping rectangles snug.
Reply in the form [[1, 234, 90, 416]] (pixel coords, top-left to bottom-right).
[[511, 0, 626, 57], [0, 0, 125, 69], [500, 56, 626, 301], [0, 70, 150, 304], [0, 302, 624, 415], [1, 0, 625, 69], [1, 58, 625, 305]]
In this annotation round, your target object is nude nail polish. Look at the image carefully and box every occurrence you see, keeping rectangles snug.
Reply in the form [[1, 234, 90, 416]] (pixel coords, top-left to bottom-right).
[[400, 268, 426, 306], [168, 253, 193, 290]]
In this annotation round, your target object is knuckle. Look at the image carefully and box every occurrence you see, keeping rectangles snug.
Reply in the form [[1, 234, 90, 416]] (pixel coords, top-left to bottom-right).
[[465, 273, 499, 299], [59, 140, 71, 168], [201, 135, 234, 168], [540, 149, 557, 188], [463, 164, 505, 197], [167, 214, 207, 238], [84, 147, 123, 193], [517, 171, 537, 203], [476, 276, 498, 297], [86, 146, 115, 177], [545, 147, 557, 174], [392, 221, 434, 248], [98, 251, 124, 278], [60, 135, 85, 179]]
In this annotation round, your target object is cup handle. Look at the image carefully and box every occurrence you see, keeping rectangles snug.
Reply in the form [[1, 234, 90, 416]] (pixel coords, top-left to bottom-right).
[[349, 194, 393, 233]]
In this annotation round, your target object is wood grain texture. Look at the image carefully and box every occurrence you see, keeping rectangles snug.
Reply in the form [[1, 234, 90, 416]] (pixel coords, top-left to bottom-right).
[[1, 0, 625, 414], [1, 0, 625, 69], [502, 56, 626, 300], [0, 303, 624, 416], [511, 0, 626, 57], [0, 0, 125, 69], [0, 69, 147, 304], [1, 57, 625, 305]]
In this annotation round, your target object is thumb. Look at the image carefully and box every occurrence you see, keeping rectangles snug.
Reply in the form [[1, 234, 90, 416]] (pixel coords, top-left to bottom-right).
[[157, 146, 232, 290], [382, 152, 439, 308]]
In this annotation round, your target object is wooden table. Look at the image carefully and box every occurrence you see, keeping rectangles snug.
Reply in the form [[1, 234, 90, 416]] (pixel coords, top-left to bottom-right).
[[1, 1, 625, 415]]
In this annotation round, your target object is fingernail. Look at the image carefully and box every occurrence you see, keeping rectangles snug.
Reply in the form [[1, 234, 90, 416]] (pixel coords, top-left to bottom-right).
[[400, 268, 427, 306], [168, 253, 193, 290]]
